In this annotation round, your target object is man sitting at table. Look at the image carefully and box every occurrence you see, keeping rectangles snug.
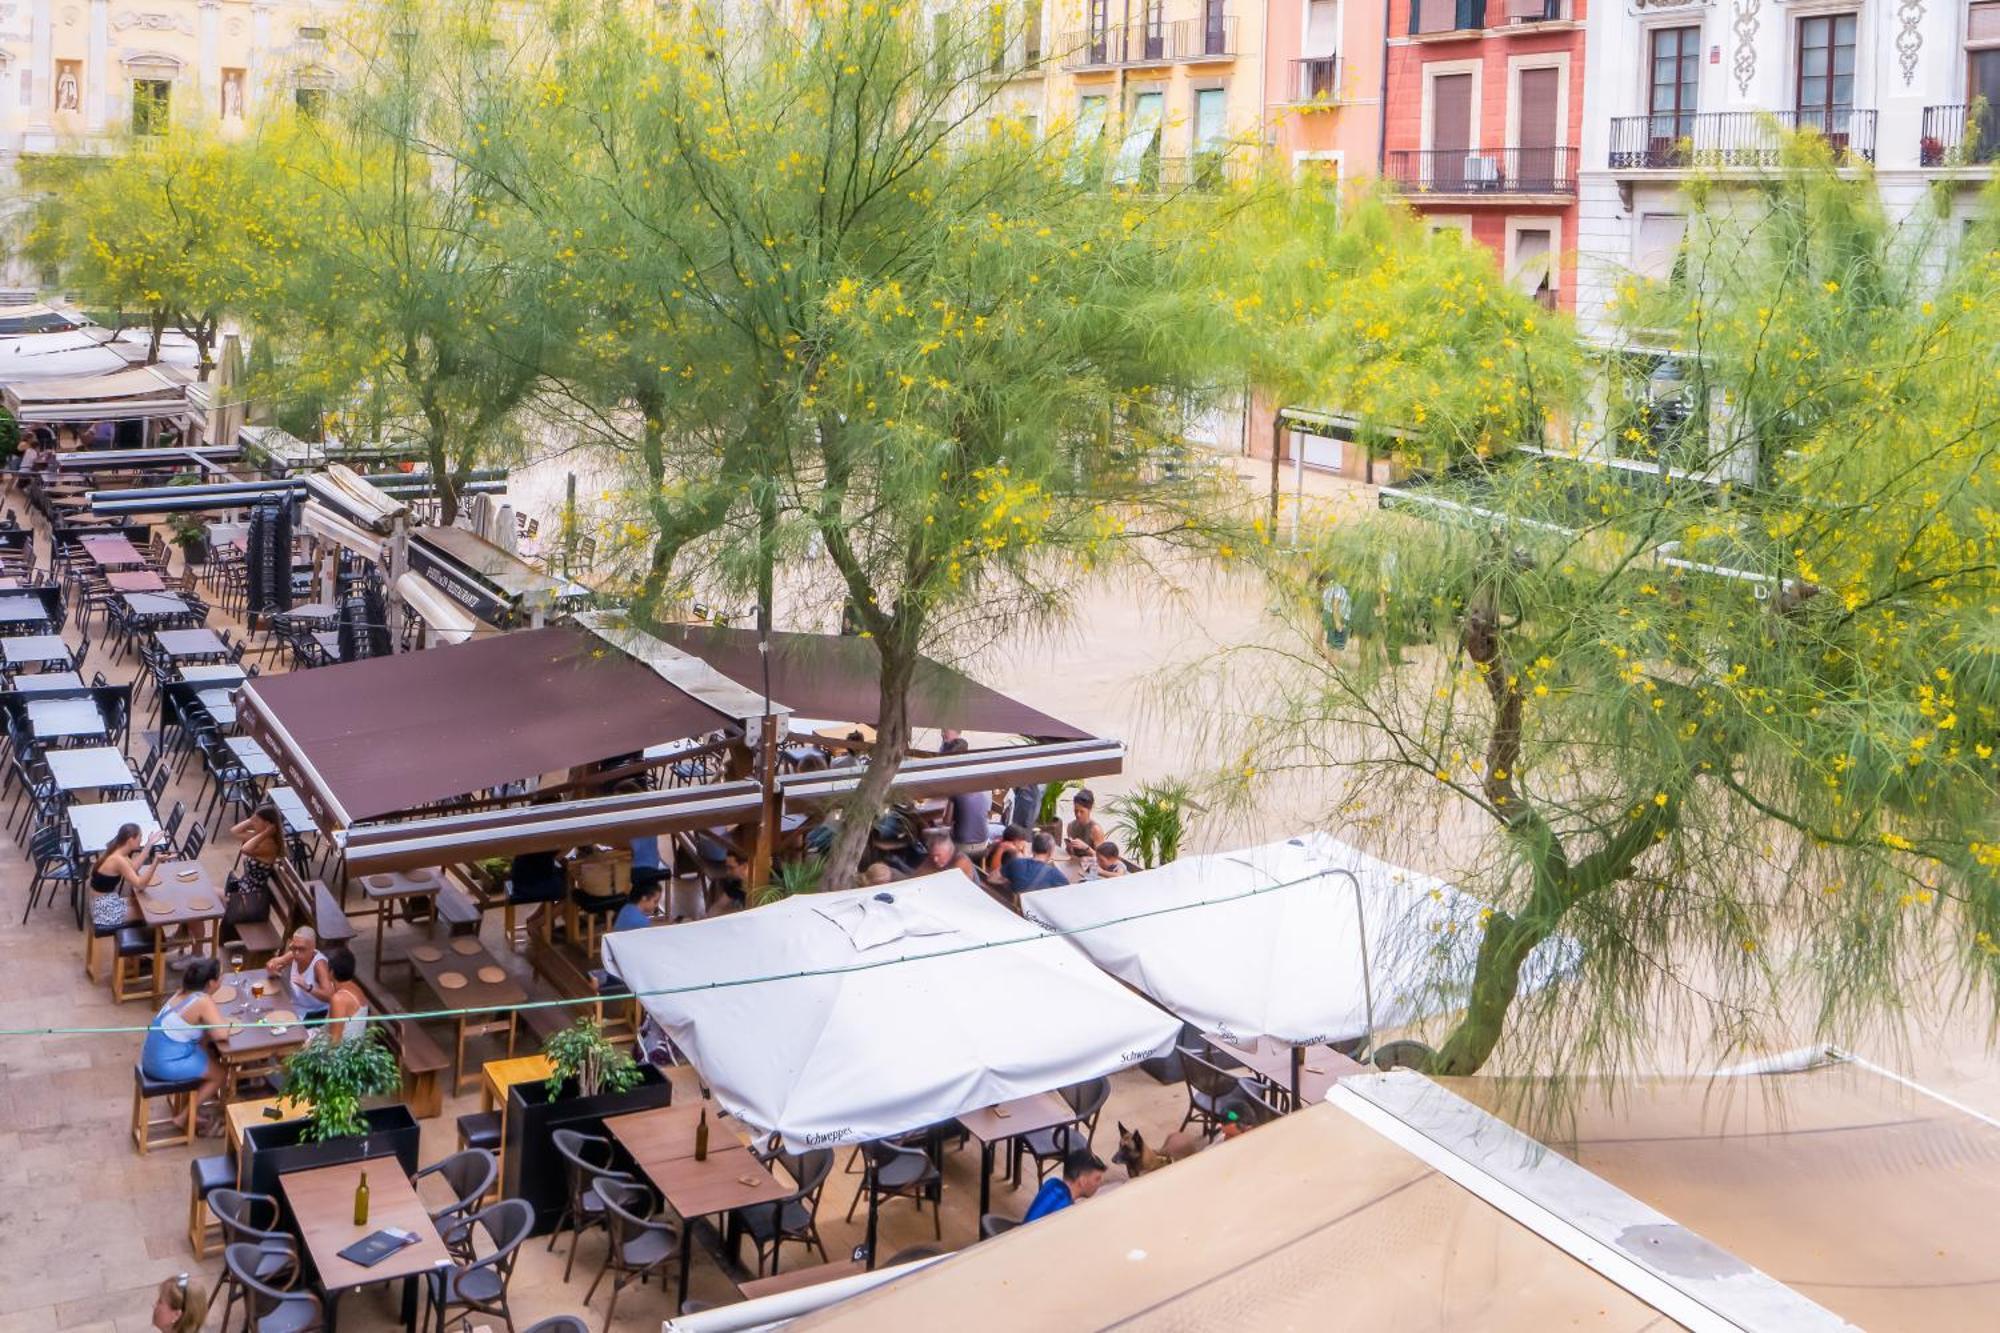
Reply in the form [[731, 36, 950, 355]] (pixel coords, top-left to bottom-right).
[[1001, 833, 1071, 895], [1023, 1150, 1107, 1223], [920, 829, 978, 880], [614, 879, 662, 932]]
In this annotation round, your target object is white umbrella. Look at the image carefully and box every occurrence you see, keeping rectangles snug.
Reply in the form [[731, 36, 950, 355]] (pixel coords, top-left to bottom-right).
[[601, 870, 1181, 1150], [1023, 833, 1557, 1051]]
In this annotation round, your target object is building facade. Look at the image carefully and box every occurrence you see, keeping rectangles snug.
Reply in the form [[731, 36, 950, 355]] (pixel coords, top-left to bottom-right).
[[1574, 0, 1993, 339], [1380, 0, 1588, 311], [1264, 0, 1386, 185]]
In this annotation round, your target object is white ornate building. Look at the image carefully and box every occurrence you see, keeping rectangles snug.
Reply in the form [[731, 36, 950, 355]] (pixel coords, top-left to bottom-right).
[[1573, 0, 1994, 339]]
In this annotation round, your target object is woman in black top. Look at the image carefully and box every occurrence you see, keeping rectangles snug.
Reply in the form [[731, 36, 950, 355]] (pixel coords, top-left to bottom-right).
[[91, 822, 164, 931]]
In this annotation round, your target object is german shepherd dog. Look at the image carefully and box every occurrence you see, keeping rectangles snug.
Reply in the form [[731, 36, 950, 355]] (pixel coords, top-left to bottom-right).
[[1112, 1122, 1206, 1177]]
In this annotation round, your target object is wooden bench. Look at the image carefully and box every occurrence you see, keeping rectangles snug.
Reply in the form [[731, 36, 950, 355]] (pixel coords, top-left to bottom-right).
[[309, 882, 356, 945], [525, 937, 635, 1046], [355, 974, 450, 1120], [435, 884, 482, 937], [271, 863, 355, 948], [227, 916, 283, 955]]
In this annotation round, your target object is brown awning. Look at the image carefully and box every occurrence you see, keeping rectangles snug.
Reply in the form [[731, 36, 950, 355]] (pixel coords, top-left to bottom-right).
[[239, 627, 733, 826], [652, 624, 1090, 741]]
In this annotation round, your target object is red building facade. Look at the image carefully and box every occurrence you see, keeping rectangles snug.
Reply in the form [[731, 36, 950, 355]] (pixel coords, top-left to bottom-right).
[[1382, 0, 1586, 310]]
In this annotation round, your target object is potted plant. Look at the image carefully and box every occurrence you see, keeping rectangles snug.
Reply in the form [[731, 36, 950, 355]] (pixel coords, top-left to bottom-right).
[[241, 1031, 421, 1204], [165, 473, 210, 569], [1109, 780, 1204, 869], [505, 1016, 672, 1234], [1035, 780, 1076, 840]]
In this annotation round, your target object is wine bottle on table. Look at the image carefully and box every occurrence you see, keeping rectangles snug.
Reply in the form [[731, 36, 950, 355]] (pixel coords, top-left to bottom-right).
[[353, 1170, 370, 1227], [694, 1108, 710, 1162]]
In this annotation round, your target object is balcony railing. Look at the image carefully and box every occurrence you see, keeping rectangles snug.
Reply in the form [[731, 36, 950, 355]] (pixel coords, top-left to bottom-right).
[[1058, 14, 1237, 67], [1495, 0, 1567, 22], [1290, 55, 1342, 103], [1921, 104, 2000, 166], [1178, 15, 1239, 59], [1607, 109, 1877, 168], [1410, 0, 1485, 33], [1385, 146, 1576, 195]]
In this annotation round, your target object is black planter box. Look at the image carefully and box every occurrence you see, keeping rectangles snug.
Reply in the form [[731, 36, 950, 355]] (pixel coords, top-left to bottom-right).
[[241, 1103, 422, 1220], [504, 1066, 673, 1236]]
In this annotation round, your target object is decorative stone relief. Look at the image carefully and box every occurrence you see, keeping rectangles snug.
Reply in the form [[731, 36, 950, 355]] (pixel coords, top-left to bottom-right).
[[1895, 0, 1924, 87], [1730, 0, 1759, 96], [113, 10, 195, 34], [60, 5, 79, 25], [224, 16, 242, 34]]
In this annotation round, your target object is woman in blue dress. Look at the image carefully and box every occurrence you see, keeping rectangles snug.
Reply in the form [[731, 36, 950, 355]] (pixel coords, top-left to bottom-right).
[[140, 959, 229, 1134]]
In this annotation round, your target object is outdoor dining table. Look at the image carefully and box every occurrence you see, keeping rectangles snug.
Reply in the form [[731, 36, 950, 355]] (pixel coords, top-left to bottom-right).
[[0, 598, 53, 629], [105, 569, 167, 592], [194, 687, 238, 727], [121, 592, 193, 625], [45, 744, 136, 793], [152, 627, 228, 661], [359, 867, 444, 973], [604, 1103, 791, 1307], [226, 734, 280, 778], [9, 670, 84, 694], [79, 534, 148, 569], [68, 797, 155, 857], [176, 662, 246, 685], [408, 937, 525, 1094], [288, 601, 337, 625], [958, 1092, 1082, 1217], [27, 695, 106, 743], [134, 859, 224, 1000], [1204, 1033, 1360, 1109], [280, 1158, 451, 1333], [267, 784, 314, 835], [211, 966, 311, 1099], [1, 634, 74, 667]]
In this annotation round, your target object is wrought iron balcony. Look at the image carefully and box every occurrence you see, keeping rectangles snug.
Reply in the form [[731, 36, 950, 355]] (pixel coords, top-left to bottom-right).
[[1385, 146, 1576, 195], [1058, 14, 1238, 68], [1608, 109, 1877, 169], [1177, 15, 1239, 60], [1290, 56, 1342, 104], [1921, 104, 2000, 166]]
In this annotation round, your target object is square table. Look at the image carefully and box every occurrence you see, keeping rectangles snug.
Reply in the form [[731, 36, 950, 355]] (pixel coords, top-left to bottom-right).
[[605, 1104, 791, 1305], [281, 1159, 451, 1332], [45, 745, 136, 793], [212, 968, 310, 1099], [267, 785, 315, 836], [105, 569, 168, 592], [28, 696, 106, 742], [1204, 1034, 1360, 1109], [195, 688, 238, 727], [958, 1092, 1082, 1217], [359, 867, 445, 969], [79, 534, 147, 568], [226, 734, 280, 778], [153, 627, 228, 660], [224, 1093, 314, 1168], [0, 598, 52, 628], [134, 860, 225, 1000], [288, 601, 338, 624], [176, 662, 246, 685], [1, 634, 74, 667], [9, 670, 84, 694], [409, 938, 525, 1093], [122, 592, 191, 623], [68, 797, 157, 859]]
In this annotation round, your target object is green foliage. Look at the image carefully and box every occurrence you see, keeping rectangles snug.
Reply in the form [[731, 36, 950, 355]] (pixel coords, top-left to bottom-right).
[[1109, 781, 1200, 869], [0, 409, 17, 465], [754, 857, 825, 907], [1036, 780, 1076, 829], [542, 1015, 642, 1101], [281, 1029, 401, 1143]]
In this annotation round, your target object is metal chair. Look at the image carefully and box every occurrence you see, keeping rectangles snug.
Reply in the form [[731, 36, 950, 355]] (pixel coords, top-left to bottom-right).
[[209, 1191, 297, 1333], [1178, 1045, 1265, 1139], [734, 1147, 833, 1275], [1011, 1076, 1110, 1184], [588, 1179, 681, 1329], [979, 1213, 1020, 1240], [414, 1147, 499, 1260], [426, 1197, 532, 1333], [222, 1242, 322, 1333], [845, 1138, 942, 1240], [547, 1128, 634, 1282]]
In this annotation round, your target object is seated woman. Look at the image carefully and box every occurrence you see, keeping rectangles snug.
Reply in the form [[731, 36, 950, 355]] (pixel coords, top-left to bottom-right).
[[229, 804, 285, 894], [140, 960, 229, 1133], [90, 822, 165, 932], [1063, 789, 1106, 860], [268, 927, 333, 1020], [324, 949, 369, 1044], [981, 824, 1033, 881], [614, 880, 663, 932]]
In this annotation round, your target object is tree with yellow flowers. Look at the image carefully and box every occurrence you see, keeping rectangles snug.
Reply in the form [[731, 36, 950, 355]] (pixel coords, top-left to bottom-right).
[[1218, 143, 2000, 1085]]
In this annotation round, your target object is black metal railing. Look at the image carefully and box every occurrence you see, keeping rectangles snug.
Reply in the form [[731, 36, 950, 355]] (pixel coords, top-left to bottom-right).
[[1291, 56, 1341, 102], [1058, 14, 1237, 67], [1384, 146, 1576, 195], [1410, 0, 1485, 35], [1921, 104, 2000, 166], [1177, 15, 1239, 59], [1608, 109, 1877, 168]]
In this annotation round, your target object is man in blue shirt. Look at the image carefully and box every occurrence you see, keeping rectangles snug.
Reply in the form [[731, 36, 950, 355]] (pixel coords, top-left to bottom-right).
[[1000, 834, 1071, 896], [1022, 1150, 1106, 1223], [613, 881, 663, 933]]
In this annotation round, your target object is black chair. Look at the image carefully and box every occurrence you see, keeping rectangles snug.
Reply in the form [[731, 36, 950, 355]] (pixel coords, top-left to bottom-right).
[[179, 820, 208, 862], [1178, 1045, 1265, 1139], [209, 1190, 297, 1332], [222, 1241, 321, 1333], [414, 1148, 498, 1260], [588, 1179, 681, 1329], [522, 1319, 591, 1333], [734, 1147, 833, 1275], [979, 1213, 1019, 1240], [547, 1128, 633, 1282], [845, 1138, 942, 1240], [22, 822, 78, 923], [426, 1197, 532, 1333], [1012, 1076, 1110, 1184]]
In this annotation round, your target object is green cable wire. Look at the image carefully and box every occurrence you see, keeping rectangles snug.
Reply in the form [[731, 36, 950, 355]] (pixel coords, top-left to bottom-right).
[[4, 863, 1360, 1037]]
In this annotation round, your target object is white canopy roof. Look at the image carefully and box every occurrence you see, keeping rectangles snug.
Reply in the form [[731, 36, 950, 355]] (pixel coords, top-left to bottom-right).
[[602, 871, 1181, 1150], [1024, 833, 1550, 1048]]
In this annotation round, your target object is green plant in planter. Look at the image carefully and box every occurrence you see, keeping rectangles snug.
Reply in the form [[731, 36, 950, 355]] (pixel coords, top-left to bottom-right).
[[1037, 780, 1077, 830], [753, 855, 822, 906], [280, 1029, 402, 1142], [543, 1015, 643, 1100], [1108, 781, 1204, 869], [165, 473, 209, 560]]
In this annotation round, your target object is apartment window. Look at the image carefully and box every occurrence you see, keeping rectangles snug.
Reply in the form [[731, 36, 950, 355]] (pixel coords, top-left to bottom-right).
[[1515, 64, 1561, 190], [932, 12, 953, 80], [1023, 0, 1043, 63], [297, 26, 326, 41], [1412, 0, 1482, 35], [1795, 13, 1856, 136], [1193, 86, 1228, 187], [1508, 226, 1555, 307], [1138, 0, 1166, 61], [1112, 89, 1165, 185], [1968, 4, 2000, 160], [1427, 70, 1474, 190], [1305, 0, 1338, 55], [294, 86, 325, 118], [131, 79, 170, 136], [1201, 0, 1229, 54], [1635, 211, 1688, 284], [1087, 0, 1110, 61], [1076, 94, 1108, 148], [1648, 27, 1699, 147]]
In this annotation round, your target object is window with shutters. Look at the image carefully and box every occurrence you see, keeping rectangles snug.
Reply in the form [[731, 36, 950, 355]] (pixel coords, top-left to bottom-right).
[[1634, 212, 1688, 285], [1304, 0, 1338, 57], [1508, 225, 1556, 308], [1967, 3, 2000, 163], [1513, 63, 1563, 190]]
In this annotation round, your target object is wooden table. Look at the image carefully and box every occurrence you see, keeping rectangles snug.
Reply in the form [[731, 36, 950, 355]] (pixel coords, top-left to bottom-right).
[[481, 1053, 553, 1112], [1205, 1034, 1359, 1108], [958, 1092, 1080, 1217], [28, 695, 105, 742], [212, 968, 310, 1099], [409, 939, 524, 1094], [225, 734, 280, 778], [106, 569, 168, 592], [224, 1094, 314, 1171], [281, 1159, 451, 1332], [1, 633, 73, 666], [135, 860, 224, 999], [153, 627, 228, 660], [359, 867, 444, 973], [604, 1103, 790, 1306], [80, 534, 147, 568], [9, 670, 83, 694], [46, 745, 136, 792], [68, 797, 156, 856]]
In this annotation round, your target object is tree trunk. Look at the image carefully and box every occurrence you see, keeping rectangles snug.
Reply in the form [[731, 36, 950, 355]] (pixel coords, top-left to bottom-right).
[[1430, 911, 1551, 1075], [819, 640, 918, 892], [147, 309, 167, 365]]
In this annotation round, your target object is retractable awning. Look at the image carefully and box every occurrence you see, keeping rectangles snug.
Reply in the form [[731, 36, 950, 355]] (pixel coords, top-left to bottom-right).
[[302, 502, 390, 566], [393, 572, 483, 644]]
